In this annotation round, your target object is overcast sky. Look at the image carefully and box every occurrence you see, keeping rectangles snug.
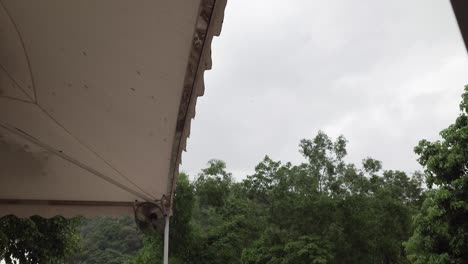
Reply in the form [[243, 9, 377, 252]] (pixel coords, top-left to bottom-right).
[[181, 0, 468, 180]]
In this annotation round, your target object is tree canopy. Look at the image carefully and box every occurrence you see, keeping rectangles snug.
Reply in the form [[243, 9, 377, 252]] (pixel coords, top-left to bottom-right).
[[129, 134, 424, 264], [404, 85, 468, 264], [0, 216, 80, 264]]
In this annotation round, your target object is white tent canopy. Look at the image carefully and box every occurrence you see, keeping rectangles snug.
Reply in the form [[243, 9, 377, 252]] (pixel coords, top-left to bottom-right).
[[0, 0, 226, 218]]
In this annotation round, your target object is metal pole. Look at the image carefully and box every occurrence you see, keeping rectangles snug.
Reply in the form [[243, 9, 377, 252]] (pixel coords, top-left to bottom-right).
[[163, 215, 169, 264]]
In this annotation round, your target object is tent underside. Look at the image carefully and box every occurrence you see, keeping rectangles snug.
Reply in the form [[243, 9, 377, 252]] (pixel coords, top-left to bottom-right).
[[0, 0, 227, 217]]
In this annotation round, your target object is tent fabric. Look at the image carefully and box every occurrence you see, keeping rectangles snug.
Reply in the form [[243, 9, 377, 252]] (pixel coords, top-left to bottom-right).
[[0, 0, 226, 217], [451, 0, 468, 52]]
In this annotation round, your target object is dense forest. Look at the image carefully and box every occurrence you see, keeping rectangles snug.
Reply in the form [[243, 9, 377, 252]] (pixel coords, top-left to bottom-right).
[[1, 86, 467, 263]]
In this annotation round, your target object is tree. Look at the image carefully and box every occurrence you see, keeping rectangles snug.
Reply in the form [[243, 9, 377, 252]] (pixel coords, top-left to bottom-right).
[[189, 161, 265, 264], [239, 132, 423, 264], [132, 173, 197, 264], [299, 132, 347, 194], [168, 172, 196, 261], [0, 216, 80, 264], [194, 160, 233, 208], [241, 228, 333, 264], [405, 86, 468, 264], [67, 216, 143, 264]]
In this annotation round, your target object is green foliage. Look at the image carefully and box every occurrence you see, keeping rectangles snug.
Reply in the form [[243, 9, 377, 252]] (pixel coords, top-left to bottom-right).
[[240, 136, 422, 264], [241, 228, 333, 264], [131, 173, 199, 264], [169, 173, 196, 260], [67, 216, 143, 264], [299, 132, 347, 194], [145, 131, 422, 264], [0, 216, 80, 264], [194, 160, 233, 208], [132, 236, 162, 264], [405, 86, 468, 264]]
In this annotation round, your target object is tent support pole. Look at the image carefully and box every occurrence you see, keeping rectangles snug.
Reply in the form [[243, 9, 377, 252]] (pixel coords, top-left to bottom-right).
[[163, 215, 170, 264]]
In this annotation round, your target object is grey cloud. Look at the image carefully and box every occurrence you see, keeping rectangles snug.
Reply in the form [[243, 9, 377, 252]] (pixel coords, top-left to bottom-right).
[[181, 0, 468, 179]]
